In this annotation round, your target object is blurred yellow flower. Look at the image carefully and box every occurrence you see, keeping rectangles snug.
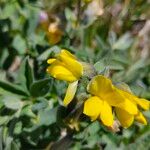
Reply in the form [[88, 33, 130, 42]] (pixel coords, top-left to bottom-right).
[[39, 11, 63, 45], [84, 0, 92, 3], [47, 50, 83, 106], [83, 75, 149, 128], [47, 22, 63, 45]]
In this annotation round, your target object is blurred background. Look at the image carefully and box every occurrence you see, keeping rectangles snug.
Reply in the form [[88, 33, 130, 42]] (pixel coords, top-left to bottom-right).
[[0, 0, 150, 149]]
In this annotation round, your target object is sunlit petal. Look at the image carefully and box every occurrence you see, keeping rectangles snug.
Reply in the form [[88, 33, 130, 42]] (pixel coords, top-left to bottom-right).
[[100, 101, 114, 126], [134, 98, 150, 110], [115, 89, 138, 115], [47, 58, 56, 64], [47, 50, 83, 82], [83, 96, 103, 121], [59, 51, 83, 79], [60, 49, 76, 59], [135, 112, 147, 125], [116, 88, 149, 112], [115, 108, 134, 128], [87, 75, 114, 97], [116, 88, 150, 110], [63, 81, 78, 106], [47, 63, 77, 82]]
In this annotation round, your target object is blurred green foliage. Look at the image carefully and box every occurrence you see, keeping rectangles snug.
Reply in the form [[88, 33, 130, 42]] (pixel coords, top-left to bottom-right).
[[0, 0, 150, 149]]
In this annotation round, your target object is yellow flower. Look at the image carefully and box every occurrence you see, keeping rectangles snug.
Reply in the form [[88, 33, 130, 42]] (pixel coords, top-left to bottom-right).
[[39, 12, 63, 45], [47, 50, 83, 106], [83, 75, 150, 128], [84, 0, 92, 3], [47, 22, 63, 45]]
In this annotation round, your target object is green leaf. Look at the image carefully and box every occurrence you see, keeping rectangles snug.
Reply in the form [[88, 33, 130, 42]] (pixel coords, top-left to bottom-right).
[[25, 58, 34, 90], [14, 122, 22, 135], [21, 105, 36, 118], [127, 130, 150, 150], [109, 61, 124, 70], [12, 35, 27, 55], [2, 127, 8, 145], [38, 46, 61, 61], [30, 78, 51, 97], [4, 137, 13, 150], [32, 98, 48, 112], [85, 134, 100, 148], [1, 3, 16, 19], [94, 60, 106, 74], [4, 136, 20, 150], [125, 59, 148, 82], [0, 80, 28, 96], [0, 128, 2, 150], [0, 48, 9, 68], [65, 8, 76, 22], [18, 57, 34, 91], [112, 33, 133, 50], [11, 141, 20, 150], [126, 59, 147, 76], [87, 121, 100, 135], [0, 116, 9, 125], [101, 134, 118, 150], [38, 107, 58, 126], [111, 52, 130, 65], [2, 96, 23, 110]]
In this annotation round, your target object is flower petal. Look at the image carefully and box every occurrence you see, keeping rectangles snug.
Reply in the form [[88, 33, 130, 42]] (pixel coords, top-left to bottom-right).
[[47, 61, 77, 82], [47, 58, 56, 64], [58, 50, 83, 79], [116, 88, 149, 112], [135, 112, 147, 125], [115, 108, 134, 128], [87, 75, 114, 97], [134, 98, 150, 110], [116, 88, 150, 110], [47, 50, 83, 82], [83, 96, 102, 121], [100, 101, 114, 127], [63, 81, 78, 106], [115, 89, 138, 115], [60, 49, 76, 59]]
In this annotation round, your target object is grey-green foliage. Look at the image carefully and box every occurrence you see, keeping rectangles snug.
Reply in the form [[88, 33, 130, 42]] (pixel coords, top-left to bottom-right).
[[127, 129, 150, 150], [0, 0, 150, 149]]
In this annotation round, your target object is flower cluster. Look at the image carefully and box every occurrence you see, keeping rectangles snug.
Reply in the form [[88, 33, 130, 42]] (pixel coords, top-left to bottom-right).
[[47, 50, 150, 128], [84, 75, 149, 128]]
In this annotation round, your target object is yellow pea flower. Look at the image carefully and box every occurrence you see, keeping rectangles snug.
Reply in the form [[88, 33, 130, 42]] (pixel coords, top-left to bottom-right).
[[83, 75, 150, 128], [47, 50, 83, 106]]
